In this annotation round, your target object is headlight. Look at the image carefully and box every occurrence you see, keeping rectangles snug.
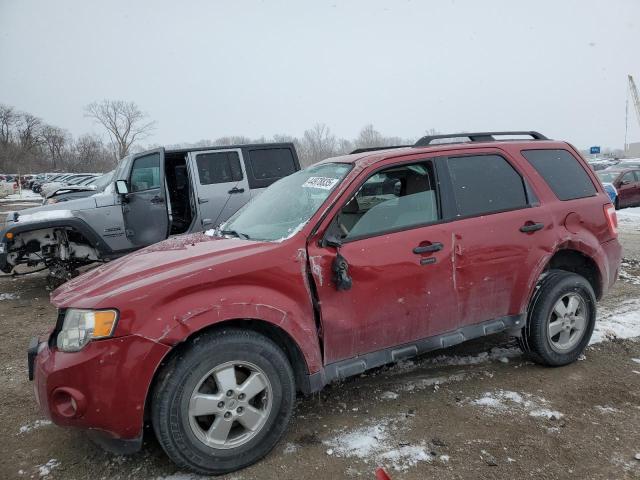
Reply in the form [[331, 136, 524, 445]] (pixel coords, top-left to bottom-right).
[[56, 309, 118, 352]]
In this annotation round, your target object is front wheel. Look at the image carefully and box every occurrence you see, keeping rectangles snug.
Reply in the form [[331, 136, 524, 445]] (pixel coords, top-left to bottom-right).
[[151, 328, 296, 475], [519, 270, 596, 366]]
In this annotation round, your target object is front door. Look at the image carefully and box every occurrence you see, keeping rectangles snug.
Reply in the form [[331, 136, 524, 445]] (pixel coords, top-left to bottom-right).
[[189, 149, 250, 230], [617, 171, 637, 208], [307, 160, 458, 364], [123, 149, 169, 246]]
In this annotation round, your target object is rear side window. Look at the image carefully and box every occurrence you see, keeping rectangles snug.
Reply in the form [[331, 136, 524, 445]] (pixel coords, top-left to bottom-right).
[[521, 149, 597, 200], [248, 148, 297, 180], [196, 151, 243, 185], [447, 154, 528, 217]]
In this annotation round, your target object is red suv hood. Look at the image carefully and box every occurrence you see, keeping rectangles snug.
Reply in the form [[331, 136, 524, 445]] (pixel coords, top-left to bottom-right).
[[51, 233, 277, 308]]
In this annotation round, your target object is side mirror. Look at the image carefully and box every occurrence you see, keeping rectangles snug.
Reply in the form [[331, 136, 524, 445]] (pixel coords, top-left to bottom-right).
[[115, 180, 129, 195], [321, 233, 343, 248]]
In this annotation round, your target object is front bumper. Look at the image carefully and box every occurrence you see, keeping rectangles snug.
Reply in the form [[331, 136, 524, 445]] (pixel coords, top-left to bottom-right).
[[29, 333, 171, 447]]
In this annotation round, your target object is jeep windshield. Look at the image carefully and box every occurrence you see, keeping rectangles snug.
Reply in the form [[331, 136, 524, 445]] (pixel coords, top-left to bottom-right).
[[219, 163, 351, 241]]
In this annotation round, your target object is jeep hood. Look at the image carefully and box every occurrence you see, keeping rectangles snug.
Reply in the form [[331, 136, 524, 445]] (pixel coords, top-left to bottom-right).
[[5, 196, 98, 224], [51, 233, 279, 308]]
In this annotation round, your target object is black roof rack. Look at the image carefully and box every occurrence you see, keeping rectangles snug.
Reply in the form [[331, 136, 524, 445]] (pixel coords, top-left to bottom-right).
[[350, 145, 410, 155], [414, 131, 548, 147]]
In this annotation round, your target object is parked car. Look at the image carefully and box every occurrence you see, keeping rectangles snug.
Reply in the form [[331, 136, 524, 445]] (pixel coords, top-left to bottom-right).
[[596, 168, 640, 209], [39, 174, 98, 198], [27, 131, 621, 475], [43, 171, 114, 204], [1, 142, 300, 280]]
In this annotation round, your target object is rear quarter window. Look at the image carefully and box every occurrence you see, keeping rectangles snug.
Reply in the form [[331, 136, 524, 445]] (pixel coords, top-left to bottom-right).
[[246, 148, 298, 189], [521, 149, 597, 201]]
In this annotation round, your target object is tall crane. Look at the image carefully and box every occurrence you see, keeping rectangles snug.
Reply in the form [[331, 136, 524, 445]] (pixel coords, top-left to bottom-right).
[[626, 75, 640, 152], [629, 75, 640, 130]]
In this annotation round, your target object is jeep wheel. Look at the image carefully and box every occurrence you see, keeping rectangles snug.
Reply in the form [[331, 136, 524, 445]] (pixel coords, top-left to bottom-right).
[[519, 270, 596, 366], [151, 329, 296, 475]]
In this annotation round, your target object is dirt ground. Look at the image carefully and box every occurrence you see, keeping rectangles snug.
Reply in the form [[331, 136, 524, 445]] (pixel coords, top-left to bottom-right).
[[1, 200, 639, 480]]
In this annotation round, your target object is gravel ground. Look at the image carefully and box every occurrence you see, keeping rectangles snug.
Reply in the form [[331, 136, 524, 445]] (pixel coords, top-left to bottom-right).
[[1, 198, 639, 480]]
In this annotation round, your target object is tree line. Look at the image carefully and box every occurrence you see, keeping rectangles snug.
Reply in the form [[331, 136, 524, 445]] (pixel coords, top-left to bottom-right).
[[1, 99, 428, 173]]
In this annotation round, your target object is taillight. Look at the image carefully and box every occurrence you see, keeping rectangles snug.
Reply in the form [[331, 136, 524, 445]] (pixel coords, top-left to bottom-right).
[[604, 204, 618, 236]]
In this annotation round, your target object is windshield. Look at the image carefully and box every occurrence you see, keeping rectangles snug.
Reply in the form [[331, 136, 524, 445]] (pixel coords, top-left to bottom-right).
[[220, 163, 351, 241], [597, 171, 619, 183], [91, 171, 114, 191]]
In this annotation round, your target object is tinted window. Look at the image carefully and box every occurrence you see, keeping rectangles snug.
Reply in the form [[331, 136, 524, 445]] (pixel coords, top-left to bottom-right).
[[340, 162, 440, 239], [447, 155, 528, 217], [196, 151, 243, 185], [248, 148, 296, 180], [521, 149, 597, 200], [130, 153, 160, 192]]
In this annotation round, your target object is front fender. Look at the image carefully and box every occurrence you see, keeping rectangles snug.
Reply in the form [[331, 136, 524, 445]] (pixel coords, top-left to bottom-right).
[[117, 283, 323, 375]]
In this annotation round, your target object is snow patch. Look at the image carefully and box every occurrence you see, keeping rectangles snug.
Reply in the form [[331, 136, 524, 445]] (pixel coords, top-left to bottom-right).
[[323, 418, 434, 472], [470, 390, 563, 420], [0, 292, 20, 301], [18, 419, 52, 434], [617, 206, 640, 226], [591, 299, 640, 344], [380, 391, 399, 400], [15, 210, 74, 223], [37, 459, 60, 477]]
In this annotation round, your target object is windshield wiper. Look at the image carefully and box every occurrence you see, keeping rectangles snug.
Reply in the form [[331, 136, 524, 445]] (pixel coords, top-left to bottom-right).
[[219, 229, 250, 240]]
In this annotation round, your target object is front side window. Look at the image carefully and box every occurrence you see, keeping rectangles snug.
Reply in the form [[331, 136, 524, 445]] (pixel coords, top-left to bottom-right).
[[130, 153, 160, 192], [447, 154, 528, 217], [338, 162, 440, 239], [521, 149, 597, 201], [621, 172, 637, 184], [196, 151, 243, 185], [221, 163, 351, 241]]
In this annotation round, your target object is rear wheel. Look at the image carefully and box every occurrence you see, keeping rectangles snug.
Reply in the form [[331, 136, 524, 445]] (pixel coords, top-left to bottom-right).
[[519, 270, 596, 366], [151, 328, 296, 475]]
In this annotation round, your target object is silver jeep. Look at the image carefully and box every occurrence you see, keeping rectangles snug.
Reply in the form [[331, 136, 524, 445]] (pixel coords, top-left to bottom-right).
[[0, 143, 300, 280]]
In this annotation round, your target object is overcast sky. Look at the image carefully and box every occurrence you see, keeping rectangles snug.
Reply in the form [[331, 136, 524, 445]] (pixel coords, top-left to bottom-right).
[[1, 0, 639, 150]]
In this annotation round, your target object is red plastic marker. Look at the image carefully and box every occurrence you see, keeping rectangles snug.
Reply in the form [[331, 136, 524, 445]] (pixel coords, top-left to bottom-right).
[[375, 467, 392, 480]]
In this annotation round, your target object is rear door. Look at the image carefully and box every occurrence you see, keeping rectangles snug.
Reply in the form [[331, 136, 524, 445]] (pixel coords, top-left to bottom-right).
[[123, 148, 169, 246], [442, 150, 554, 327], [189, 149, 250, 229]]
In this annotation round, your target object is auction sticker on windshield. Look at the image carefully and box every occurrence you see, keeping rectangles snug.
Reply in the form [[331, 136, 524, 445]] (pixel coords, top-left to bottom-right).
[[302, 177, 339, 190]]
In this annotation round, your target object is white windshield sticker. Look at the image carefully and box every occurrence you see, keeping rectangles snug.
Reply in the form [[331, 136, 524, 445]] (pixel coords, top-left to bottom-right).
[[302, 176, 339, 190]]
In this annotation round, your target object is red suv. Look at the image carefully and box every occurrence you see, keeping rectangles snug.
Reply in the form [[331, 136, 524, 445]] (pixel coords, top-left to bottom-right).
[[29, 131, 621, 475], [596, 167, 640, 209]]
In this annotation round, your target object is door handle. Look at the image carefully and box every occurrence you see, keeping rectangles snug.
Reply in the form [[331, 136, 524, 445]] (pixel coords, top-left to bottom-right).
[[198, 197, 209, 204], [520, 222, 544, 233], [150, 196, 164, 204], [228, 187, 245, 194], [413, 242, 443, 254]]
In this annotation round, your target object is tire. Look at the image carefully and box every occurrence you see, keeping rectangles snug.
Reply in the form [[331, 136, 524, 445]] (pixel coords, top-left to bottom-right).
[[519, 270, 596, 366], [151, 328, 296, 475]]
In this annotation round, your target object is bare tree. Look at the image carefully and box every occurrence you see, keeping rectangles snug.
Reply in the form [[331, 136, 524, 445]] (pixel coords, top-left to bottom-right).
[[16, 113, 43, 152], [300, 123, 337, 166], [0, 104, 18, 145], [41, 125, 69, 170], [85, 100, 156, 160]]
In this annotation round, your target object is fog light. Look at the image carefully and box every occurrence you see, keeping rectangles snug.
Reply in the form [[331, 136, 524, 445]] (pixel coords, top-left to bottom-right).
[[51, 387, 85, 418]]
